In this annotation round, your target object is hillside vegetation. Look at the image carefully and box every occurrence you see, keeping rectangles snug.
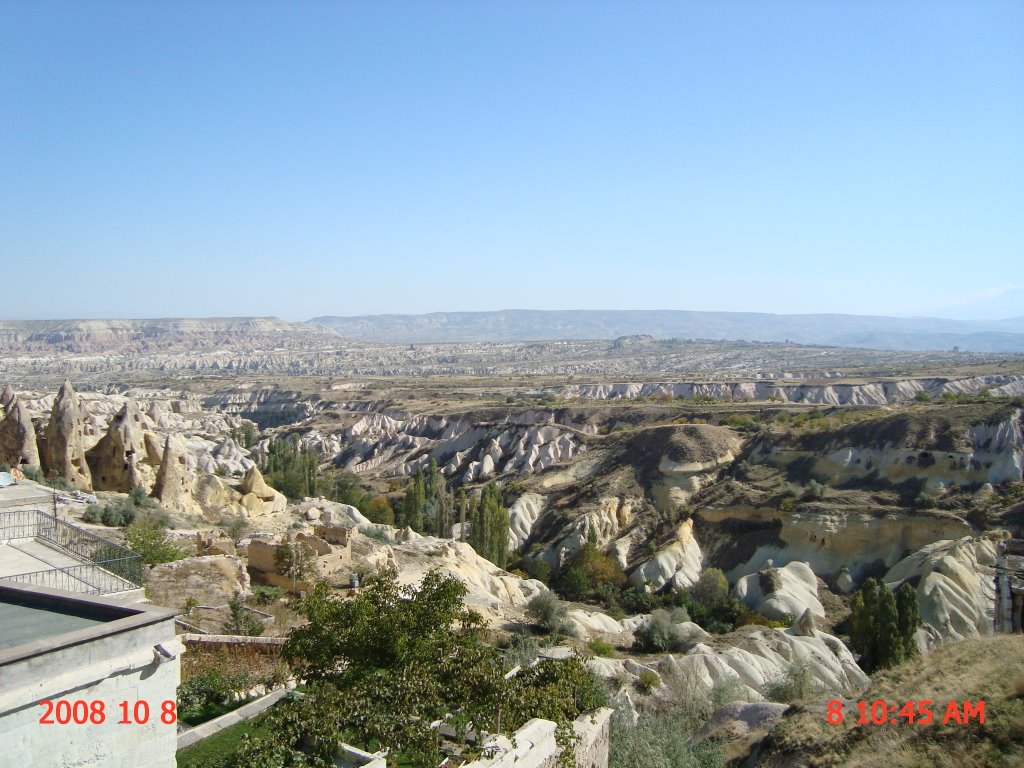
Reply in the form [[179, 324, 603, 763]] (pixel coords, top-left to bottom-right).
[[752, 634, 1024, 768]]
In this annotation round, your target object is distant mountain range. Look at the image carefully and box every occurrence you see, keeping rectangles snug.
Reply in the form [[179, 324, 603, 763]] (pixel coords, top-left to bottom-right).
[[308, 310, 1024, 352]]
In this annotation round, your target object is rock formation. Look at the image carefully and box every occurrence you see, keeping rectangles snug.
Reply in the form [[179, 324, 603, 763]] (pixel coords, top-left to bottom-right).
[[884, 536, 997, 642], [0, 396, 41, 470], [86, 400, 158, 492], [238, 466, 288, 517], [733, 561, 825, 621], [0, 384, 14, 411], [152, 435, 201, 515], [40, 379, 93, 490]]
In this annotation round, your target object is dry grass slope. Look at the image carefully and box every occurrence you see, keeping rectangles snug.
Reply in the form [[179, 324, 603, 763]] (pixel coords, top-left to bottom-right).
[[753, 634, 1024, 768]]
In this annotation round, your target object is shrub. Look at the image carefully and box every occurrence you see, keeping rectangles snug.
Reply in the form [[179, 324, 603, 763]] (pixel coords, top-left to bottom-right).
[[522, 556, 552, 584], [251, 586, 287, 606], [764, 660, 827, 703], [82, 504, 104, 523], [553, 565, 590, 601], [608, 709, 723, 768], [221, 595, 266, 637], [637, 669, 660, 693], [357, 524, 393, 543], [525, 590, 573, 635], [587, 638, 615, 657], [802, 479, 825, 500], [503, 632, 540, 668], [21, 465, 43, 481], [633, 609, 689, 652], [44, 475, 71, 491], [124, 517, 188, 564], [690, 568, 729, 608]]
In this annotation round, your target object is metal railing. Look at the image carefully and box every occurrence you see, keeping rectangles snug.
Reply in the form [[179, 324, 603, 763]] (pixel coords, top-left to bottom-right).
[[0, 508, 142, 592]]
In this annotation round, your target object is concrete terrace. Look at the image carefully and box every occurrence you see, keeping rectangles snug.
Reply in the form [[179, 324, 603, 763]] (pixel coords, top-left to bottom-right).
[[0, 507, 142, 597]]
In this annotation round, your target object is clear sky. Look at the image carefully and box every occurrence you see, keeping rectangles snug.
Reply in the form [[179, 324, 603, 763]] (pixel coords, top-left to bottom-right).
[[1, 1, 1021, 322]]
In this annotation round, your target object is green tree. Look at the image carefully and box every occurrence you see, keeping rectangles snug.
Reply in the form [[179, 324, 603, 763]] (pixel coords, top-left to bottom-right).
[[849, 578, 918, 672], [273, 540, 319, 587], [364, 494, 394, 526], [400, 471, 426, 532], [227, 570, 604, 768], [221, 594, 265, 637], [690, 568, 729, 608], [124, 518, 188, 564], [896, 582, 920, 659]]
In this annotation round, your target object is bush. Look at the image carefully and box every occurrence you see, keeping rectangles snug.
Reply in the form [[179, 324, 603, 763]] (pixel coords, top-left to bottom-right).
[[633, 609, 690, 652], [525, 590, 573, 635], [553, 565, 590, 600], [21, 465, 43, 481], [44, 475, 71, 491], [637, 669, 660, 693], [221, 595, 266, 637], [690, 568, 729, 608], [357, 524, 393, 543], [124, 517, 188, 564], [503, 632, 540, 668], [587, 638, 615, 657], [609, 709, 722, 768], [177, 667, 253, 724], [522, 556, 552, 584], [763, 660, 827, 703], [251, 586, 286, 606], [802, 479, 825, 500], [82, 504, 104, 523]]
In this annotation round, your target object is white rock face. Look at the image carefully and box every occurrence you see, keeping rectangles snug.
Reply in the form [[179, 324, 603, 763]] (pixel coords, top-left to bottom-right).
[[629, 519, 703, 591], [666, 625, 869, 698], [507, 492, 546, 550], [733, 561, 825, 620], [354, 532, 547, 625], [547, 375, 1024, 406], [884, 537, 997, 642]]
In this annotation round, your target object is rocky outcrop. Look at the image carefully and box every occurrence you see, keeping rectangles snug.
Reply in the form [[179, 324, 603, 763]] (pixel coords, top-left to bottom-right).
[[86, 400, 158, 492], [546, 374, 1024, 405], [40, 380, 93, 490], [146, 555, 251, 608], [0, 396, 40, 469], [238, 466, 288, 517], [152, 435, 201, 515], [629, 519, 703, 591], [665, 625, 869, 698], [697, 503, 973, 583], [0, 384, 14, 411], [507, 492, 546, 550], [884, 537, 997, 642], [733, 561, 825, 621]]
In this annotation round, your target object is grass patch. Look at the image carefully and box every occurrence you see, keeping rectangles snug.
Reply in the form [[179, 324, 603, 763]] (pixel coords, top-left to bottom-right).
[[176, 714, 273, 768]]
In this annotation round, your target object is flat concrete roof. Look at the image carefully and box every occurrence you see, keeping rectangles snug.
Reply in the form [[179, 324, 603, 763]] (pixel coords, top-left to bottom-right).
[[0, 482, 55, 510], [0, 582, 175, 666]]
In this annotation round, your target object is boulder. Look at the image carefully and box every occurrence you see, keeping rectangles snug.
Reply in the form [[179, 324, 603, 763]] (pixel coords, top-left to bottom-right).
[[241, 466, 276, 500]]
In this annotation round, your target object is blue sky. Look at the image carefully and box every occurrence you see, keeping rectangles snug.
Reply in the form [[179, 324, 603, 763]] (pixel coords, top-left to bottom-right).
[[1, 1, 1021, 321]]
